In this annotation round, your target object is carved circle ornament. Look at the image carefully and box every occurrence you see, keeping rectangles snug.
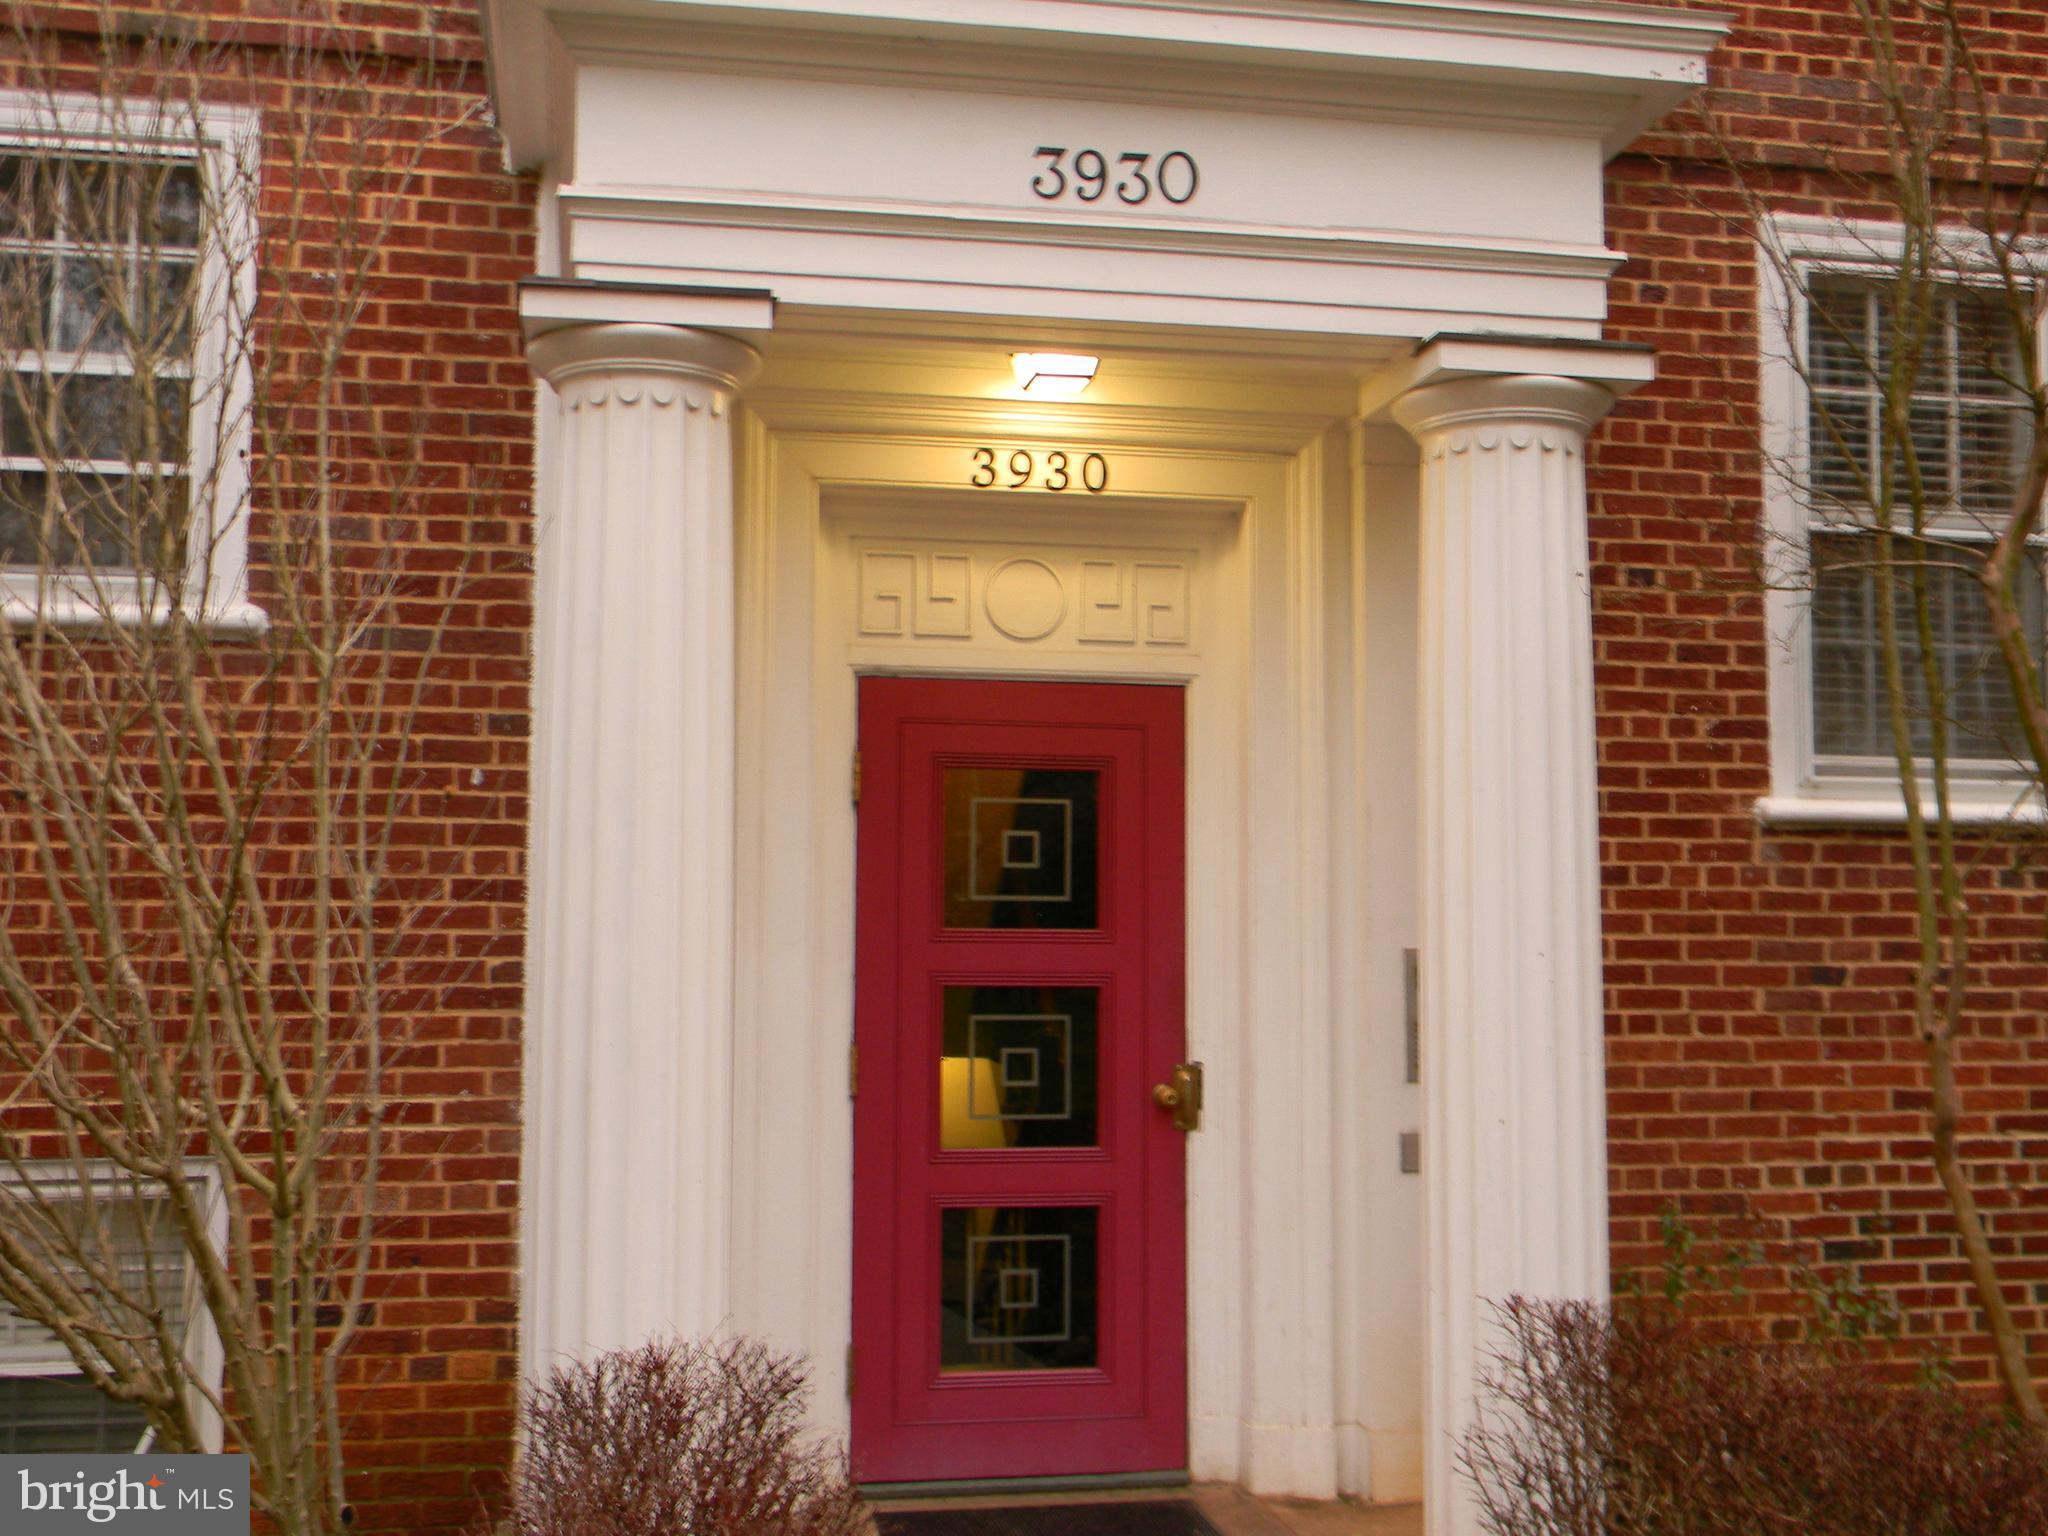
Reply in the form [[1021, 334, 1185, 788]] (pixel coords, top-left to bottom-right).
[[984, 557, 1067, 641]]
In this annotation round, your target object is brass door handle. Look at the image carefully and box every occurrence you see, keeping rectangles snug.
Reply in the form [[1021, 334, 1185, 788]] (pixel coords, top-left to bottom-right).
[[1151, 1061, 1203, 1132]]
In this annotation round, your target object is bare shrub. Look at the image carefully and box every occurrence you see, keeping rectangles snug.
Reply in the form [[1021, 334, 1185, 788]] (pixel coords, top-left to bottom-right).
[[498, 1337, 868, 1536], [1462, 1296, 2048, 1536]]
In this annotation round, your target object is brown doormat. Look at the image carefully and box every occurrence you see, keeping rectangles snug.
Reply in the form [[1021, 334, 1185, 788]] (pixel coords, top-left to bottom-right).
[[872, 1501, 1222, 1536]]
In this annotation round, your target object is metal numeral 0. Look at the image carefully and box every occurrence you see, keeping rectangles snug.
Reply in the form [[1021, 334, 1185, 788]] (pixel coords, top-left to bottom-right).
[[1156, 150, 1198, 205]]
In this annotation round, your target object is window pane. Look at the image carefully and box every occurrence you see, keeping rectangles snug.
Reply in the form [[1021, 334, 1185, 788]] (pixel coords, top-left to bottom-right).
[[1810, 531, 2043, 764], [54, 255, 118, 353], [1805, 275, 2037, 524], [0, 470, 58, 567], [940, 1206, 1098, 1372], [138, 260, 197, 356], [0, 254, 55, 347], [1959, 404, 2030, 517], [57, 373, 186, 463], [59, 157, 123, 247], [1954, 286, 2022, 400], [939, 986, 1099, 1150], [0, 1378, 148, 1454], [147, 164, 203, 249], [1807, 278, 1873, 391], [1, 376, 33, 456], [0, 1190, 192, 1371], [0, 155, 62, 241], [59, 373, 137, 460], [1900, 393, 1953, 505], [1808, 387, 1872, 509], [0, 470, 183, 571], [942, 767, 1101, 930], [2, 372, 189, 466]]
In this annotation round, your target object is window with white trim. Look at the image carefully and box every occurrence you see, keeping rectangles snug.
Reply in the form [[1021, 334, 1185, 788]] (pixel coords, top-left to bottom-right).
[[1759, 219, 2045, 819], [0, 152, 198, 569], [0, 1167, 222, 1453], [0, 93, 256, 626]]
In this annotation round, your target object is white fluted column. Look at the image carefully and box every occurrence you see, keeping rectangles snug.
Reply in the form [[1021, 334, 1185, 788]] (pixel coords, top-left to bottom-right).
[[522, 322, 761, 1377], [1389, 373, 1623, 1536]]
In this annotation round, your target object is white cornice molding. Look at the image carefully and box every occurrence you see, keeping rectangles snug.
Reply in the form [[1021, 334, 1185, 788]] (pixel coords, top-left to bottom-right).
[[556, 187, 1628, 281], [488, 0, 1729, 168], [546, 12, 1687, 141], [549, 0, 1727, 71]]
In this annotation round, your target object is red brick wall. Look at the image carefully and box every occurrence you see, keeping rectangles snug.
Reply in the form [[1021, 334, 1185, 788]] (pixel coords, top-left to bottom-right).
[[1596, 1, 2048, 1391], [0, 5, 533, 1529], [255, 15, 534, 1527]]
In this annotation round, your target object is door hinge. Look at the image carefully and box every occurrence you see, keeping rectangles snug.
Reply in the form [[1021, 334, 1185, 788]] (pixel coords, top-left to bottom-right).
[[851, 748, 862, 805], [848, 1041, 859, 1100], [845, 1343, 855, 1397]]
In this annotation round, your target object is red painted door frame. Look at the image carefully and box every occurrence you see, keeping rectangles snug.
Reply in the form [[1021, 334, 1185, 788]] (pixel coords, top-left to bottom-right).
[[851, 677, 1187, 1485]]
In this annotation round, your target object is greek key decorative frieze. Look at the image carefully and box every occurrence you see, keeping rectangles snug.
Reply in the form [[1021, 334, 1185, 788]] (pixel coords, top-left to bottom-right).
[[1078, 559, 1189, 645], [855, 544, 1191, 650], [859, 551, 972, 637]]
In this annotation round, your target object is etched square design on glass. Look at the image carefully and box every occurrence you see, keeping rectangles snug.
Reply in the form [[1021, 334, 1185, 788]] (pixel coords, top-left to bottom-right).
[[939, 986, 1098, 1149], [974, 799, 1065, 896], [943, 767, 1100, 929], [940, 1206, 1099, 1371], [999, 1046, 1039, 1091], [998, 1267, 1039, 1310]]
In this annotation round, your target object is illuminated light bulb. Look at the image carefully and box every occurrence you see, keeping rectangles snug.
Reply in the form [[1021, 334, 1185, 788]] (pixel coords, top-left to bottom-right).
[[1011, 352, 1099, 397]]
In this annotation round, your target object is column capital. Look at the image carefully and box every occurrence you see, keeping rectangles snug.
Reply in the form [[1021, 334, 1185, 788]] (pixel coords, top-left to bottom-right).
[[518, 277, 773, 394], [1361, 331, 1655, 431], [525, 321, 762, 396], [1388, 373, 1617, 445]]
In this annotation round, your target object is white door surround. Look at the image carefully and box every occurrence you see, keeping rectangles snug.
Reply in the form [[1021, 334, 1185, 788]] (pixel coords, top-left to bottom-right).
[[519, 312, 1649, 1525], [734, 384, 1363, 1500], [496, 1, 1721, 1529]]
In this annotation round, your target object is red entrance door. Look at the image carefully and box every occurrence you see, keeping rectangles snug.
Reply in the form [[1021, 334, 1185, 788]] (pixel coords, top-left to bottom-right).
[[851, 677, 1188, 1485]]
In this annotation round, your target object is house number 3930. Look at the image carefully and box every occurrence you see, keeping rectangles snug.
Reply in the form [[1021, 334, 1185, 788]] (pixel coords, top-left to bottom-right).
[[970, 448, 1110, 493], [1031, 147, 1198, 206]]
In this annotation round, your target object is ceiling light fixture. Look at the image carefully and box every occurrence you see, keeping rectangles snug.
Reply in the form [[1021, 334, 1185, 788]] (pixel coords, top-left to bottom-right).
[[1011, 352, 1099, 397]]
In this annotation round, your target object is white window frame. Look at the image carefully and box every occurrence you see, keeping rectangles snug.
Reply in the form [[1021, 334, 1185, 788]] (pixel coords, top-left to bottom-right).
[[0, 89, 265, 631], [1757, 214, 2048, 826], [0, 1159, 226, 1453]]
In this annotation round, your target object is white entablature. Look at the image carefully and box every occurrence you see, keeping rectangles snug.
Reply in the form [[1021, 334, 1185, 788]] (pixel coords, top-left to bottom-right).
[[484, 0, 1728, 340]]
